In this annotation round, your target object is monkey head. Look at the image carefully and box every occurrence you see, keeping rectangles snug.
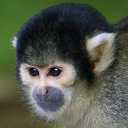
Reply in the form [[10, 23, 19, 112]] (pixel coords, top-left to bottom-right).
[[12, 3, 116, 128]]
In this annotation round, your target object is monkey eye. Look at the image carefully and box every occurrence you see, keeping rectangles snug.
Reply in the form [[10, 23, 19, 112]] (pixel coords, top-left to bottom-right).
[[29, 68, 39, 77], [48, 68, 62, 77]]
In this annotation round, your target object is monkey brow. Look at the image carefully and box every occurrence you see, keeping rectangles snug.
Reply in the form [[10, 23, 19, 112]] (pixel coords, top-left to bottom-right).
[[23, 58, 61, 68]]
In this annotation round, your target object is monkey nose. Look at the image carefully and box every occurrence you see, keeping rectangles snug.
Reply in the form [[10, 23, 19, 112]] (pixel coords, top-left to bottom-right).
[[36, 86, 50, 95], [33, 86, 64, 112], [45, 87, 50, 95], [37, 86, 52, 97], [33, 86, 50, 101]]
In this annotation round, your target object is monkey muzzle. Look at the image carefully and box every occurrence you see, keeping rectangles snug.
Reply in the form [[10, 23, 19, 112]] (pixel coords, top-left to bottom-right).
[[33, 86, 64, 112]]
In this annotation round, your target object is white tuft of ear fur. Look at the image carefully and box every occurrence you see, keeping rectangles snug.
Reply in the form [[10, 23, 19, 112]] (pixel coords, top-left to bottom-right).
[[86, 33, 116, 73], [12, 36, 17, 48]]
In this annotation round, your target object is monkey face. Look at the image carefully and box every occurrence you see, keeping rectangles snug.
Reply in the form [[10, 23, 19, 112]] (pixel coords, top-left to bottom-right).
[[19, 61, 76, 119]]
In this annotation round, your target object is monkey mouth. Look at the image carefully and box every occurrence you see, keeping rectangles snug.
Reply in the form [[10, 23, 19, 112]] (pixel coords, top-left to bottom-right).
[[36, 100, 63, 112]]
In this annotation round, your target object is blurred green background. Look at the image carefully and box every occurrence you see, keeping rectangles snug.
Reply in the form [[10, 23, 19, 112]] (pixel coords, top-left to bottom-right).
[[0, 0, 128, 128]]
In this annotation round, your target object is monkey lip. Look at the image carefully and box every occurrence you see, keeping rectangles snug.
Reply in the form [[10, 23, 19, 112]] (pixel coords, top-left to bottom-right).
[[36, 100, 63, 112]]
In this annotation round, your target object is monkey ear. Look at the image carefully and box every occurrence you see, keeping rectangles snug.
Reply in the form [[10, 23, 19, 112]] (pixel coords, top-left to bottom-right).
[[86, 33, 115, 73], [12, 36, 17, 48]]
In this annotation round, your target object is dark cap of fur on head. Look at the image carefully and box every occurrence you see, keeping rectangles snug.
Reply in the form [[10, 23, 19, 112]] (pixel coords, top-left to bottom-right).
[[15, 3, 113, 81]]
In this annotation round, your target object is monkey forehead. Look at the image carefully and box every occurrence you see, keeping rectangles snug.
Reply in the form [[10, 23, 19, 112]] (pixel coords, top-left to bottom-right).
[[16, 40, 81, 67]]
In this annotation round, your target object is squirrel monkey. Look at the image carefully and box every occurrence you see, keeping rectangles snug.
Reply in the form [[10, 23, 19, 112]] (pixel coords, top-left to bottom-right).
[[12, 3, 128, 128]]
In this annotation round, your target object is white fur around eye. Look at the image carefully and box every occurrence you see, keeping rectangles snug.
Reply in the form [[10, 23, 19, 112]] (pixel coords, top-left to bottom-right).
[[20, 64, 40, 87], [45, 61, 76, 88]]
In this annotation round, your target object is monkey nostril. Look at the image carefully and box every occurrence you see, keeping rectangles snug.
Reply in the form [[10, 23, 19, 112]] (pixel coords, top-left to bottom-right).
[[45, 88, 50, 95], [34, 87, 50, 102]]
